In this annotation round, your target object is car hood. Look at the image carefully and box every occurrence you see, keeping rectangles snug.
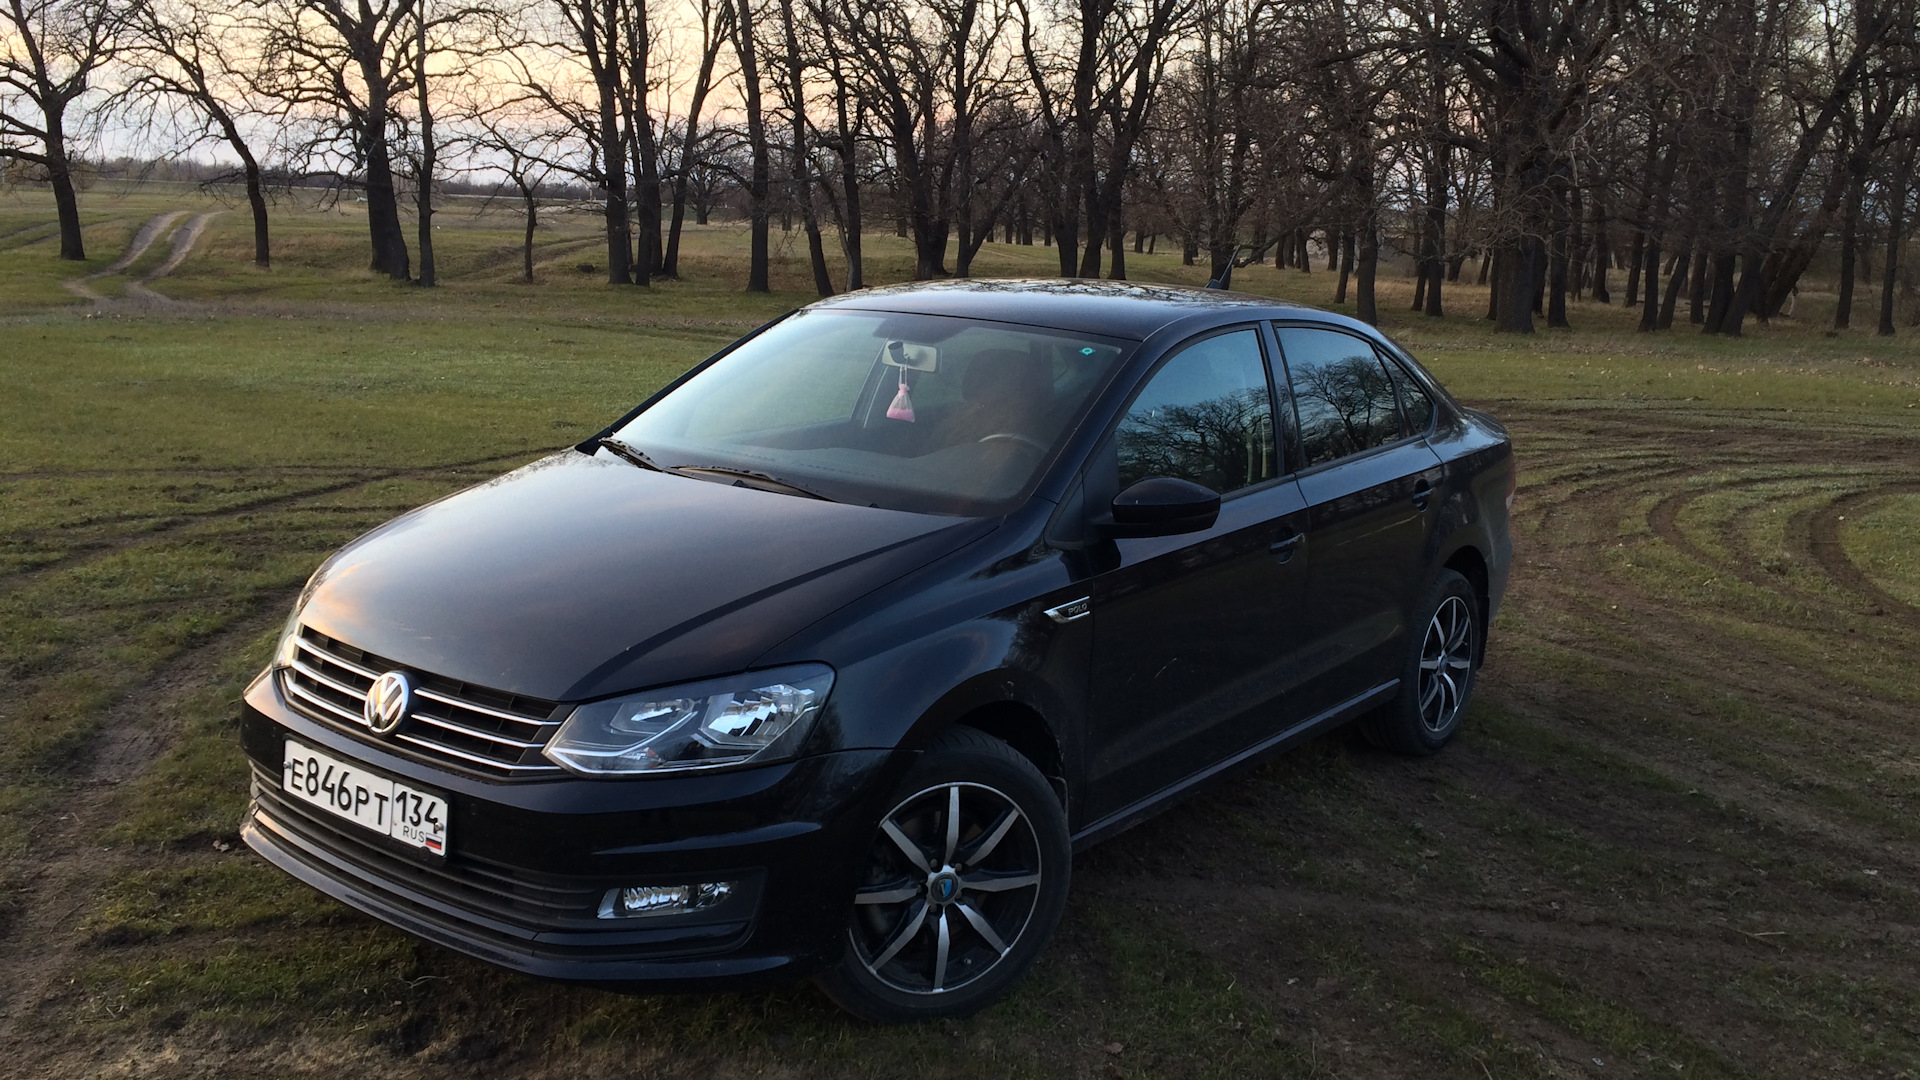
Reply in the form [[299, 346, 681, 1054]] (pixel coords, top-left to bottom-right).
[[297, 451, 990, 702]]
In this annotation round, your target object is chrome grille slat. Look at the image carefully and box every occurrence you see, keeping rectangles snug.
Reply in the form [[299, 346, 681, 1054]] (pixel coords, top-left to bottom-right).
[[285, 677, 372, 728], [288, 655, 370, 702], [296, 638, 379, 681], [280, 627, 565, 778], [393, 732, 561, 773], [414, 686, 557, 727], [409, 711, 546, 750]]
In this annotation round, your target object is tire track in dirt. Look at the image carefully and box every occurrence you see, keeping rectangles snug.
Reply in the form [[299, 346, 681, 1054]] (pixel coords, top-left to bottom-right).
[[1805, 484, 1920, 627], [61, 212, 186, 300], [0, 600, 296, 1052], [1495, 398, 1920, 855]]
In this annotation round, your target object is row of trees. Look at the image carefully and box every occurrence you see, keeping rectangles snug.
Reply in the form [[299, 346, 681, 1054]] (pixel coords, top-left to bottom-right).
[[5, 0, 1919, 333]]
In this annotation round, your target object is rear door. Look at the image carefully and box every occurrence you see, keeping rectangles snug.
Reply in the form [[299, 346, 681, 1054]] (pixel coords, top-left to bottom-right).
[[1082, 326, 1311, 822], [1273, 324, 1444, 714]]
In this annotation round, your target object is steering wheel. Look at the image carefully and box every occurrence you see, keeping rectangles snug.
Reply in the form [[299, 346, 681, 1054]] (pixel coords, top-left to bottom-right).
[[978, 432, 1047, 452]]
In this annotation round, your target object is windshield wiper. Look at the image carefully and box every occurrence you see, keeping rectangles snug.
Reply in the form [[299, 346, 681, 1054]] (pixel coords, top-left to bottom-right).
[[672, 465, 836, 502], [597, 437, 685, 476]]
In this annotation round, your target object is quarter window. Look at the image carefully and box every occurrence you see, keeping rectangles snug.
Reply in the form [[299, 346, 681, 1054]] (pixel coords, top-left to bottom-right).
[[1277, 327, 1403, 467], [1393, 359, 1434, 433], [1114, 329, 1276, 494]]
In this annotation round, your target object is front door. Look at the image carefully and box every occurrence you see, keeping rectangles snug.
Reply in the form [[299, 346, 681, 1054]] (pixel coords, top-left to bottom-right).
[[1083, 327, 1310, 822]]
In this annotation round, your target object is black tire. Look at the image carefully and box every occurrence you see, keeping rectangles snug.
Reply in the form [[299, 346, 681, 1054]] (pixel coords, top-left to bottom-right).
[[1361, 568, 1481, 755], [816, 726, 1070, 1023]]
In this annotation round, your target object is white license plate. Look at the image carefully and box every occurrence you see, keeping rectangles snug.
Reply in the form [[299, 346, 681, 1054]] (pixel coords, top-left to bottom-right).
[[282, 739, 449, 856]]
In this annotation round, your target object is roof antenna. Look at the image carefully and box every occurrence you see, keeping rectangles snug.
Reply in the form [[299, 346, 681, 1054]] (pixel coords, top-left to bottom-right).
[[1205, 245, 1245, 290]]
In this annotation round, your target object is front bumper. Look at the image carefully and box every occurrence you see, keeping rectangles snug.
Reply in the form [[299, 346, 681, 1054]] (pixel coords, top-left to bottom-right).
[[240, 671, 905, 989]]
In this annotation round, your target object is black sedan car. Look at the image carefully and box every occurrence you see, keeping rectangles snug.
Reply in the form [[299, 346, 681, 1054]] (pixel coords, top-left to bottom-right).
[[243, 279, 1513, 1021]]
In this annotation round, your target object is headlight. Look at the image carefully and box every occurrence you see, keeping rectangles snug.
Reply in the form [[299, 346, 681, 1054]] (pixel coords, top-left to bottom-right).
[[544, 664, 834, 776], [271, 604, 303, 670], [272, 565, 328, 671]]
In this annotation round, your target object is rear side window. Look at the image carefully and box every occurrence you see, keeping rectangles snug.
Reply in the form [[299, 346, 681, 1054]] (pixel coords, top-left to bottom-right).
[[1114, 328, 1276, 494], [1276, 327, 1402, 467]]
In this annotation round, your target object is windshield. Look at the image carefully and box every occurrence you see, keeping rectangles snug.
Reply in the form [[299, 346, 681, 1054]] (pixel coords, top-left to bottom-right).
[[612, 308, 1132, 515]]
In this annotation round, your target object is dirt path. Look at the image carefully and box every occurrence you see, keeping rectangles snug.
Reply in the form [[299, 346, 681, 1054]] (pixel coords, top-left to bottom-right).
[[61, 212, 188, 300], [126, 211, 225, 303]]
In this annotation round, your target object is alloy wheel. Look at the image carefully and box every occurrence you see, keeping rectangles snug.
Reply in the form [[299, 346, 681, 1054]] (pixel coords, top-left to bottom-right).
[[849, 781, 1043, 995], [1418, 595, 1474, 734]]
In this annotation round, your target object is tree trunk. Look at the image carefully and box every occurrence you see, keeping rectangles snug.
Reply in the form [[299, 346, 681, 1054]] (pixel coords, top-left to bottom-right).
[[414, 9, 436, 288], [775, 0, 830, 295], [39, 115, 86, 260], [1835, 161, 1865, 330], [1703, 252, 1736, 334], [212, 109, 272, 268], [1424, 187, 1444, 317], [663, 12, 722, 279], [1496, 240, 1536, 333], [1549, 215, 1571, 329], [839, 116, 864, 289], [1657, 242, 1688, 330], [1355, 211, 1379, 325], [1879, 140, 1917, 337], [1335, 231, 1353, 304], [1623, 218, 1645, 311], [242, 157, 270, 269], [1486, 249, 1501, 320], [733, 0, 770, 292], [362, 77, 411, 280], [1638, 234, 1661, 332], [522, 191, 537, 283], [1591, 194, 1609, 303], [1689, 243, 1708, 324]]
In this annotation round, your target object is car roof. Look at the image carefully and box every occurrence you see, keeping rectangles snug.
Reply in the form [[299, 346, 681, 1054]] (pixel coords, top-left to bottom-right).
[[813, 278, 1321, 342]]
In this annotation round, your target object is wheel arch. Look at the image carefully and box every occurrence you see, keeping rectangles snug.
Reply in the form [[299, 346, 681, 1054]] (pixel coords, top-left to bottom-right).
[[1441, 543, 1490, 665], [898, 673, 1071, 815]]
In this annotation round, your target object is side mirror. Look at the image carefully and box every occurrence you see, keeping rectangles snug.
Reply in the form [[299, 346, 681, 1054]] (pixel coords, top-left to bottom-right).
[[1100, 477, 1221, 538]]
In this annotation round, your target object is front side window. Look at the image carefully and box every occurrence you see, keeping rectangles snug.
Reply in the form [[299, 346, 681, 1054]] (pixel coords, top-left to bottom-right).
[[1113, 328, 1276, 495], [614, 309, 1130, 516], [1277, 327, 1403, 468]]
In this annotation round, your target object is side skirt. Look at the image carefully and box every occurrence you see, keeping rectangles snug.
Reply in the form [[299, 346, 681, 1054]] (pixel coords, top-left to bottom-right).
[[1067, 680, 1399, 852]]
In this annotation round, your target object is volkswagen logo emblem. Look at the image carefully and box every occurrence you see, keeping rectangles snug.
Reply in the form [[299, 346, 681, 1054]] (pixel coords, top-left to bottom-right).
[[929, 870, 960, 905], [365, 671, 413, 735]]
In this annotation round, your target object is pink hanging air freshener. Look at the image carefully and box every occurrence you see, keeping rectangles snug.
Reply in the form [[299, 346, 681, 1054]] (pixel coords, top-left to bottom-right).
[[886, 367, 916, 422]]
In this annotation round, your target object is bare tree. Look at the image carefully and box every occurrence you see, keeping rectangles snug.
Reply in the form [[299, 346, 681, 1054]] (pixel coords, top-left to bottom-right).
[[1, 0, 126, 260], [122, 0, 273, 267], [247, 0, 428, 279], [660, 0, 729, 277]]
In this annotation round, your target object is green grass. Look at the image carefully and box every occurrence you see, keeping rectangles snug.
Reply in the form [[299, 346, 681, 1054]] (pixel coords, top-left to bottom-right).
[[1842, 493, 1920, 607], [3, 182, 1920, 1077]]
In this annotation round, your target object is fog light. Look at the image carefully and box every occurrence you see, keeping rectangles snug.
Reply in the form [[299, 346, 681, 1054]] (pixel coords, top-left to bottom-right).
[[597, 881, 735, 919]]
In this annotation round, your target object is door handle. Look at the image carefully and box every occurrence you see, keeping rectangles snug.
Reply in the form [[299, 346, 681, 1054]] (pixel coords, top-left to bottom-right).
[[1269, 529, 1305, 563], [1412, 479, 1433, 511]]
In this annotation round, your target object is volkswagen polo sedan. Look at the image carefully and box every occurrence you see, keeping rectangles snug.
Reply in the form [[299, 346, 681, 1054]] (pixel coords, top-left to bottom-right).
[[242, 279, 1513, 1021]]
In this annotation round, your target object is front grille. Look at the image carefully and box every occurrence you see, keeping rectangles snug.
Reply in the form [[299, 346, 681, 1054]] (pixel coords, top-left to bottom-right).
[[252, 764, 603, 926], [281, 626, 564, 776]]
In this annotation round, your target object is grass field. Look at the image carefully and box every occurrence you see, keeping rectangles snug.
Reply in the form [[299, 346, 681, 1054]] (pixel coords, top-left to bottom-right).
[[2, 181, 1919, 1079]]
